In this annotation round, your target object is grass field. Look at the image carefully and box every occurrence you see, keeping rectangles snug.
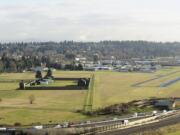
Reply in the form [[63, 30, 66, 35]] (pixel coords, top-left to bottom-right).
[[167, 131, 180, 135], [94, 67, 180, 108], [0, 67, 180, 125]]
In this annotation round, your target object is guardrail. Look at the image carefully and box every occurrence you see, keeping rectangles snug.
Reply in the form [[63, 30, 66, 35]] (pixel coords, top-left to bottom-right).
[[81, 110, 180, 135]]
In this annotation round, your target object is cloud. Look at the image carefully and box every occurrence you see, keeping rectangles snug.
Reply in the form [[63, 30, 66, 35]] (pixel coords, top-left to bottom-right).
[[0, 0, 180, 42]]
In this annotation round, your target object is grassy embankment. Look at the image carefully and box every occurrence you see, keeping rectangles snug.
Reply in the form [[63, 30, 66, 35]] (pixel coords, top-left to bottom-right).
[[0, 67, 180, 125], [133, 123, 180, 135]]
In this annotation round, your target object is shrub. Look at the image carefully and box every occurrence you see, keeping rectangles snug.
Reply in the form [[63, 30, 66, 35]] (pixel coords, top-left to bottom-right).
[[14, 122, 21, 126]]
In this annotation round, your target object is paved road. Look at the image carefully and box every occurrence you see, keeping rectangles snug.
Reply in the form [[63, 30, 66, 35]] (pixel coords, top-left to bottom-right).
[[132, 70, 180, 87], [100, 113, 180, 135]]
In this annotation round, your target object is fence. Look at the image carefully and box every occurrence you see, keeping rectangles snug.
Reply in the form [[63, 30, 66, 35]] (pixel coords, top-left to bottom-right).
[[83, 122, 125, 135], [19, 77, 90, 90]]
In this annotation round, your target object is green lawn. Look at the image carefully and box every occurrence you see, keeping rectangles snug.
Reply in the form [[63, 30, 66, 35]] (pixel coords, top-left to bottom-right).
[[167, 131, 180, 135], [0, 67, 180, 125], [94, 67, 180, 108], [0, 71, 90, 125]]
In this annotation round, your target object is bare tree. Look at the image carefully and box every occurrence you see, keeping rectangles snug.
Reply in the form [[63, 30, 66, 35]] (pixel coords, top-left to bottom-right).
[[29, 95, 35, 104]]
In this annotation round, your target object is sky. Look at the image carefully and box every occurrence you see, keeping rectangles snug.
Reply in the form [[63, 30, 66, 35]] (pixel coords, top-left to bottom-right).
[[0, 0, 180, 42]]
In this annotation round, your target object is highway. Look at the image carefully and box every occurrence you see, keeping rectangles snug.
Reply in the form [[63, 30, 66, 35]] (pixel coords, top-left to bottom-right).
[[100, 112, 180, 135], [1, 109, 180, 135]]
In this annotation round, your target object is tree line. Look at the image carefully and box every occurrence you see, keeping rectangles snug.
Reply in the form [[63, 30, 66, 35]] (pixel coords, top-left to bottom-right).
[[0, 53, 83, 72], [0, 40, 180, 72]]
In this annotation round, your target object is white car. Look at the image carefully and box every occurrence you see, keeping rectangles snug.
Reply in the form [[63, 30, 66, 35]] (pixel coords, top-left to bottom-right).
[[163, 110, 167, 113], [133, 113, 138, 117], [54, 124, 62, 129], [123, 120, 129, 125], [152, 110, 157, 116], [33, 125, 43, 130], [63, 122, 69, 128], [113, 117, 118, 121], [0, 128, 6, 131]]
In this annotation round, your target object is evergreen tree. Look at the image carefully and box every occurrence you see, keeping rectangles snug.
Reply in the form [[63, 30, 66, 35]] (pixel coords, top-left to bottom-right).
[[77, 63, 83, 70], [35, 70, 42, 79], [44, 68, 53, 79]]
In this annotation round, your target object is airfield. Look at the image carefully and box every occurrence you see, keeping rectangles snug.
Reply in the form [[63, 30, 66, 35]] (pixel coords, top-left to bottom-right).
[[0, 67, 180, 125]]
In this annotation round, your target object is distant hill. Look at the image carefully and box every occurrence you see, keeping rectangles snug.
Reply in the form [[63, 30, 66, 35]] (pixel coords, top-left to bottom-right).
[[1, 41, 180, 60], [0, 41, 180, 72]]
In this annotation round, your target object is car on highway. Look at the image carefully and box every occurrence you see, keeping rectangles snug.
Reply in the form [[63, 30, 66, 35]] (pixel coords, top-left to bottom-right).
[[54, 124, 62, 129], [0, 127, 6, 131], [33, 125, 43, 130]]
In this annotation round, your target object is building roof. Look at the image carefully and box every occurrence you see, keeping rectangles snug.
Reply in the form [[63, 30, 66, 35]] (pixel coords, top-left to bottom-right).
[[155, 100, 174, 107]]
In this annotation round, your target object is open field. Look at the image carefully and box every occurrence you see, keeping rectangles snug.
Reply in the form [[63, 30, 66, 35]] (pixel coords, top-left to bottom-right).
[[167, 131, 180, 135], [132, 68, 180, 87], [0, 67, 180, 125], [94, 67, 180, 108]]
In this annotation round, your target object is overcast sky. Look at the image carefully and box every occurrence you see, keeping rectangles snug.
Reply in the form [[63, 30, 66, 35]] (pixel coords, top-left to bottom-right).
[[0, 0, 180, 42]]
